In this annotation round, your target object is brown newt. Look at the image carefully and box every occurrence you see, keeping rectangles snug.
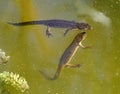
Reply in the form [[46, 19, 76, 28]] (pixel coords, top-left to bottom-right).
[[40, 32, 89, 80]]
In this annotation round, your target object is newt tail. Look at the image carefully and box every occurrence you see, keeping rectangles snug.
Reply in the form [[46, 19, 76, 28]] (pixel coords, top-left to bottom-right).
[[39, 66, 63, 80]]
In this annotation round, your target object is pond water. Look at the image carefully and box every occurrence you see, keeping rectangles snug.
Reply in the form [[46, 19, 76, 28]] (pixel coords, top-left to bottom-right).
[[0, 0, 120, 94]]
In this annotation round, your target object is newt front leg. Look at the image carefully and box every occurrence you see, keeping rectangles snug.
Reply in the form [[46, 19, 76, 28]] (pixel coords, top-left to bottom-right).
[[64, 28, 73, 36]]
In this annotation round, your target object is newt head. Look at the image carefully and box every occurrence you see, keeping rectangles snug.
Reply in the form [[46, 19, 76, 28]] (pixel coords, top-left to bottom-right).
[[76, 23, 91, 30], [74, 32, 87, 43]]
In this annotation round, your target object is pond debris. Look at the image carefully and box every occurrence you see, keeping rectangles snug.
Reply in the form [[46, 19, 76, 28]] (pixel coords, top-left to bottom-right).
[[0, 49, 10, 64], [0, 71, 29, 92]]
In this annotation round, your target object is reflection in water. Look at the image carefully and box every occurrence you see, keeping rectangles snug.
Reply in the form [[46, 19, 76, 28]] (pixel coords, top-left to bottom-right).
[[75, 0, 111, 27]]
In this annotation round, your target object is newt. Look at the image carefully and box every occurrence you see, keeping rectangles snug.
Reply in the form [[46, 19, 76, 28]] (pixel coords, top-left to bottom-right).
[[9, 19, 91, 37], [40, 32, 89, 80]]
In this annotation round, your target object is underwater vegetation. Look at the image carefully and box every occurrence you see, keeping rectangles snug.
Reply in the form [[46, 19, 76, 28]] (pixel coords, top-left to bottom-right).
[[0, 49, 10, 64], [0, 71, 29, 92], [0, 49, 29, 93]]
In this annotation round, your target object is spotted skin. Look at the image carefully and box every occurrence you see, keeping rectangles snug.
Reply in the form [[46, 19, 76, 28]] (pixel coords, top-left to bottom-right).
[[9, 19, 91, 37], [40, 32, 89, 80]]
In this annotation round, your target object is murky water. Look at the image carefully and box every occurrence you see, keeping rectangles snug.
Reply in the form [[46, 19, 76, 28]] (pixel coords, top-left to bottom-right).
[[0, 0, 120, 94]]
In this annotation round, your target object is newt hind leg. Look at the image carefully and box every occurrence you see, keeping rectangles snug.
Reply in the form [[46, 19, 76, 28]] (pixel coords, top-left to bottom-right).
[[46, 26, 53, 37], [65, 64, 81, 68]]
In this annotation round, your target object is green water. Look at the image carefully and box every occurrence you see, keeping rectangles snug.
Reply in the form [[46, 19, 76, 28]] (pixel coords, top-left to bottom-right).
[[0, 0, 120, 94]]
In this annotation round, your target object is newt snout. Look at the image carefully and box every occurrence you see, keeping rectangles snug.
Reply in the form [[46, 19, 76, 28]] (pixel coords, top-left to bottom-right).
[[76, 23, 92, 31]]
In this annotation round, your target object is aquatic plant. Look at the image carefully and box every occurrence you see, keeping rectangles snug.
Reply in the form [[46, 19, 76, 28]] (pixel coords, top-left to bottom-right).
[[0, 49, 10, 64], [0, 71, 29, 92]]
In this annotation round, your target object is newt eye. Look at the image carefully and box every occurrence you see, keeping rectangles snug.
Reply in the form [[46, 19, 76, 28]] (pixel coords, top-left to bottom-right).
[[76, 23, 91, 30]]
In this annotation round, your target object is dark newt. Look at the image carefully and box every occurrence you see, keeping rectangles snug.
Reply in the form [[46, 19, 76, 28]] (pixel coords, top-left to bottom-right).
[[8, 19, 91, 37], [40, 32, 89, 80]]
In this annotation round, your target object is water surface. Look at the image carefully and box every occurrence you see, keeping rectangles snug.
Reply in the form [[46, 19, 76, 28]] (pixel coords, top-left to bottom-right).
[[0, 0, 120, 94]]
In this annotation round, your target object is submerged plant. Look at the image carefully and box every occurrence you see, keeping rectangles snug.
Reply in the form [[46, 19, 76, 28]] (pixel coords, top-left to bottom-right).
[[0, 71, 29, 92], [0, 49, 10, 64]]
